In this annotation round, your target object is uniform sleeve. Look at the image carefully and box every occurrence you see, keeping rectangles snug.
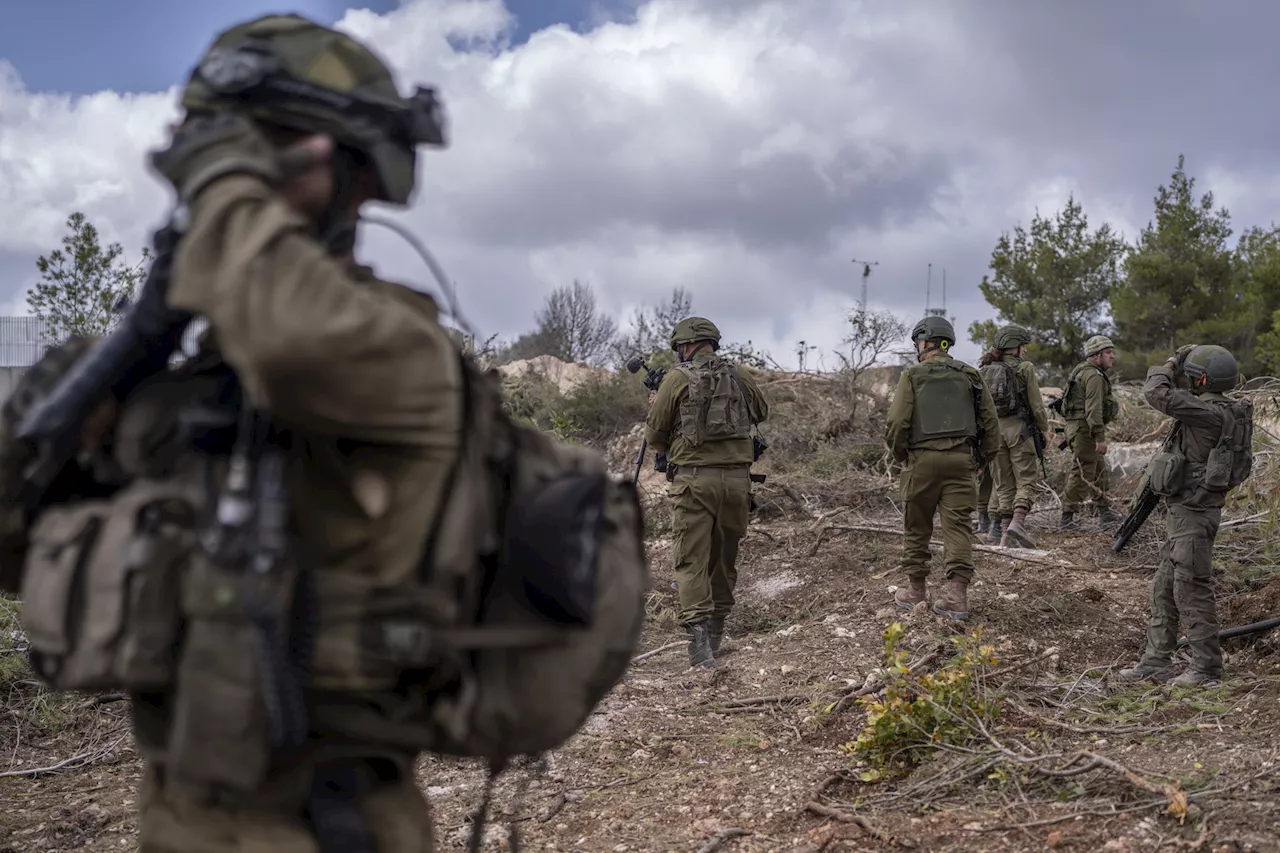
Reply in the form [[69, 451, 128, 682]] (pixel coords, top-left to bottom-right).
[[884, 371, 914, 462], [165, 174, 462, 447], [1143, 366, 1223, 430], [740, 369, 771, 424], [644, 370, 687, 450], [976, 374, 1000, 457], [1022, 363, 1049, 435], [1083, 371, 1106, 439]]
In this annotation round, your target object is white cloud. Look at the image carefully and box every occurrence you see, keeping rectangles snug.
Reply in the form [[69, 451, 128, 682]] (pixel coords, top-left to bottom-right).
[[1, 0, 1277, 369]]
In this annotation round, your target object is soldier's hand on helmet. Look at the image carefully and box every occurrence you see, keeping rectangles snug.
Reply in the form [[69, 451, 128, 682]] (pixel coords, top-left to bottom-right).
[[1173, 344, 1197, 367], [150, 112, 332, 203]]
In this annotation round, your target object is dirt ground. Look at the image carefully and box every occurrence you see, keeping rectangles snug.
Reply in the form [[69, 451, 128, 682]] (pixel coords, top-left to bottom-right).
[[3, 498, 1279, 852]]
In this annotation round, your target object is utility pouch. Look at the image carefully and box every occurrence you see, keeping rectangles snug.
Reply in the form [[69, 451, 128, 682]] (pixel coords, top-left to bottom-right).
[[20, 477, 200, 692], [1147, 449, 1186, 497], [166, 552, 274, 794]]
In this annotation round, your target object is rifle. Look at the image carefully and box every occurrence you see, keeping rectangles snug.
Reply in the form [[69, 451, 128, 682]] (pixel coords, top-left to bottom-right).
[[1017, 388, 1048, 480], [14, 216, 194, 513], [1112, 420, 1183, 554], [625, 355, 669, 484], [1177, 614, 1280, 649], [970, 381, 988, 469]]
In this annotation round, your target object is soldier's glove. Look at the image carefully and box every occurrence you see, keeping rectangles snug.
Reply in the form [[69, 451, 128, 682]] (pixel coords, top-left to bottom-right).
[[1172, 343, 1197, 368], [149, 112, 282, 203]]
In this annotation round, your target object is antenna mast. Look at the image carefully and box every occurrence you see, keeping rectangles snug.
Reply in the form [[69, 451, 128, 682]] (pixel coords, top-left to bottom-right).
[[851, 258, 880, 313]]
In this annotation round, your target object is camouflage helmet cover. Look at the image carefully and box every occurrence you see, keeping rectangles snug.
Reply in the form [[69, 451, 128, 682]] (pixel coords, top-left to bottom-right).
[[1084, 335, 1115, 357], [670, 317, 722, 350], [995, 324, 1031, 351], [180, 14, 447, 205], [1182, 344, 1240, 394], [911, 315, 955, 346]]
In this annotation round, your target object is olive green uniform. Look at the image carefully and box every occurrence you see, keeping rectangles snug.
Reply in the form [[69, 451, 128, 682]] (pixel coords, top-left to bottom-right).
[[95, 15, 457, 853], [991, 357, 1050, 516], [1137, 366, 1236, 679], [885, 353, 999, 581], [133, 163, 461, 850], [644, 352, 769, 626], [1060, 361, 1116, 514]]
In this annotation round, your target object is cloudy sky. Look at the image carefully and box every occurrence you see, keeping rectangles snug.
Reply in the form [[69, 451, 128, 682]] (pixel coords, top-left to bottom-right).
[[2, 0, 1279, 370]]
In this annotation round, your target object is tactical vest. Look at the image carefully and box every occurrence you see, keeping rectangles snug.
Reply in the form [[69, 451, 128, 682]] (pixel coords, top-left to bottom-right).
[[675, 357, 755, 447], [1060, 361, 1117, 423], [15, 343, 650, 809], [1147, 397, 1253, 498], [979, 358, 1023, 418], [908, 361, 979, 445]]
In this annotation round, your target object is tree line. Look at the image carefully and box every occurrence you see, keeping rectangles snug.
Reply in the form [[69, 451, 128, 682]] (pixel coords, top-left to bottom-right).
[[31, 152, 1266, 385], [970, 154, 1280, 381]]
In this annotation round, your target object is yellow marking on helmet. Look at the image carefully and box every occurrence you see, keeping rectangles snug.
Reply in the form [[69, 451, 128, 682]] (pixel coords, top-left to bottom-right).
[[305, 50, 357, 91]]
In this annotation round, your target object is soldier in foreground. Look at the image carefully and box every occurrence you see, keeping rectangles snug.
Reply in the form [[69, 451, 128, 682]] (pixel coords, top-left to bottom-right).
[[0, 14, 651, 852], [645, 318, 770, 668], [978, 325, 1050, 548], [886, 317, 999, 620], [1118, 345, 1252, 688], [1060, 335, 1122, 530]]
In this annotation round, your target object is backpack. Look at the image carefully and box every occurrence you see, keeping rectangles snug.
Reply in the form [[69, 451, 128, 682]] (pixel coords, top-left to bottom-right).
[[399, 350, 650, 764], [1203, 398, 1254, 492], [979, 360, 1021, 417]]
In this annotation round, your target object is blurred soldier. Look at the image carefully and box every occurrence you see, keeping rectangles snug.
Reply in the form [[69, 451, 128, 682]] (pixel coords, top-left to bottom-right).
[[645, 317, 770, 668], [1060, 334, 1122, 530], [886, 316, 999, 620], [1119, 345, 1252, 687], [978, 325, 1050, 547], [0, 15, 461, 852]]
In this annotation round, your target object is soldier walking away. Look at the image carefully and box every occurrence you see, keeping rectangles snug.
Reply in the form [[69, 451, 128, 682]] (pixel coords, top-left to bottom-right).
[[1118, 345, 1253, 688], [885, 317, 999, 620], [1060, 335, 1123, 530], [645, 317, 770, 668], [978, 325, 1051, 548]]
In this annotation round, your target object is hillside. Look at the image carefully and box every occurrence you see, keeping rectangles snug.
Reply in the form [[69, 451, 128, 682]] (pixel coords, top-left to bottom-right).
[[2, 359, 1279, 852]]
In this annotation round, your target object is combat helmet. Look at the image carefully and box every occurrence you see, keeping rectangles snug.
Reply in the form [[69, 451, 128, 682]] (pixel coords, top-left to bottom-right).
[[179, 14, 447, 208], [911, 316, 955, 347], [670, 317, 722, 351], [1182, 345, 1240, 395], [995, 324, 1031, 351], [1084, 335, 1115, 357]]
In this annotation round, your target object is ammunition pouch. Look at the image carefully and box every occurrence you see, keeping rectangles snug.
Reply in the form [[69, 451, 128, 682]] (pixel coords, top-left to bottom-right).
[[1147, 448, 1186, 497], [21, 473, 203, 693]]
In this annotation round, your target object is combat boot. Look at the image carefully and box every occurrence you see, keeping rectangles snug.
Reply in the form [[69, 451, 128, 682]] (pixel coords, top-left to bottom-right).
[[1058, 511, 1078, 531], [972, 511, 991, 535], [987, 516, 1006, 544], [1115, 662, 1175, 684], [1002, 507, 1037, 548], [1097, 506, 1124, 527], [708, 617, 726, 654], [932, 577, 970, 621], [1171, 669, 1222, 689], [684, 620, 715, 669], [893, 575, 928, 611]]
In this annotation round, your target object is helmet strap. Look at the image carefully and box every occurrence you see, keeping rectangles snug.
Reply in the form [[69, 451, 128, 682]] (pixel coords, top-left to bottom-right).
[[315, 145, 364, 255]]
